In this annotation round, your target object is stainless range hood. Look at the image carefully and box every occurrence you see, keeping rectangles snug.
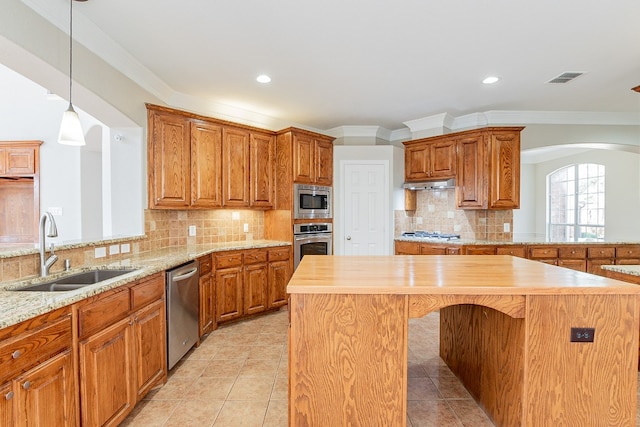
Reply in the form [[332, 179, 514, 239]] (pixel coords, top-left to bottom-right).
[[403, 178, 455, 190]]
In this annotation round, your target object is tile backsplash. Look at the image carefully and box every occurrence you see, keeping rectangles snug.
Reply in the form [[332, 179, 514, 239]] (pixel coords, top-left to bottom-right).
[[394, 189, 513, 241]]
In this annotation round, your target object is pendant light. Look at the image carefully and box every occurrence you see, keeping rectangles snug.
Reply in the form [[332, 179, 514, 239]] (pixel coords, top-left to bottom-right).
[[58, 0, 86, 146]]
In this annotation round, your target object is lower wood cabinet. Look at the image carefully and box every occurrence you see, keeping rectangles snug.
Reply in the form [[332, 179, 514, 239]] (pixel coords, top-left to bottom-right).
[[77, 273, 166, 426], [0, 308, 75, 426], [198, 255, 215, 336], [215, 246, 292, 324]]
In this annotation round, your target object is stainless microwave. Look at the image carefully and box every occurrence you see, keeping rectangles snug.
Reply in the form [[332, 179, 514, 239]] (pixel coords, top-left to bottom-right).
[[293, 184, 332, 219]]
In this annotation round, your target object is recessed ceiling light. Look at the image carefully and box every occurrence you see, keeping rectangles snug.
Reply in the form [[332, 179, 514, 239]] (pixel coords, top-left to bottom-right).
[[256, 75, 271, 84], [482, 76, 500, 84]]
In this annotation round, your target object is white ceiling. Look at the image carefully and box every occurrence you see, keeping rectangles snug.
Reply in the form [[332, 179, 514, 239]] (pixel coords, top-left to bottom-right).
[[18, 0, 640, 132]]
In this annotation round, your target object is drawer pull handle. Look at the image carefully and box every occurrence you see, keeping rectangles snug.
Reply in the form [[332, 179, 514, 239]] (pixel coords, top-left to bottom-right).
[[22, 381, 31, 390], [5, 391, 13, 401], [12, 350, 21, 359]]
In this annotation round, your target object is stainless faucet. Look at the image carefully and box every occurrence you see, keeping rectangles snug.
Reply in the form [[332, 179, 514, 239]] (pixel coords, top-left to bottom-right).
[[39, 212, 59, 277]]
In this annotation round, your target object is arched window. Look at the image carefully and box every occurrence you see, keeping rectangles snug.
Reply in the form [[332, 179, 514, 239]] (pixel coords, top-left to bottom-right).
[[547, 164, 605, 242]]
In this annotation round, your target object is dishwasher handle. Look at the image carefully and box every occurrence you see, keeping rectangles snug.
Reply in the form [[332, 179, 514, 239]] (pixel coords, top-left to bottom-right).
[[171, 268, 198, 282]]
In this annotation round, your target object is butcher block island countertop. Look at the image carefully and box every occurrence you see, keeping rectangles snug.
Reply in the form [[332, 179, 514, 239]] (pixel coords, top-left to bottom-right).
[[287, 255, 640, 427]]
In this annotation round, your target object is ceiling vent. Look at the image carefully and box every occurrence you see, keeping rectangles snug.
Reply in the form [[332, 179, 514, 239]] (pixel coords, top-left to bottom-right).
[[546, 72, 584, 84]]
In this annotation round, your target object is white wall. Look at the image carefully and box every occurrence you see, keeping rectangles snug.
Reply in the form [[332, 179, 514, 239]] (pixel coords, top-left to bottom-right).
[[333, 145, 404, 255], [526, 150, 640, 241], [513, 163, 538, 240]]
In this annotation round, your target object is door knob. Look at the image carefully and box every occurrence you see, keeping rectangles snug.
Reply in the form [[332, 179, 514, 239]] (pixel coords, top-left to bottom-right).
[[346, 236, 351, 240]]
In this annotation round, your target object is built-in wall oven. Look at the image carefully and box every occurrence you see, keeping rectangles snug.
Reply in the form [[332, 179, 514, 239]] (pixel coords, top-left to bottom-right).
[[294, 184, 332, 219], [293, 223, 332, 270]]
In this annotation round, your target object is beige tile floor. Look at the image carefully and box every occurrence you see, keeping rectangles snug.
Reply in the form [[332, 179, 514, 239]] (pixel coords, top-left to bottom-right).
[[122, 309, 640, 426]]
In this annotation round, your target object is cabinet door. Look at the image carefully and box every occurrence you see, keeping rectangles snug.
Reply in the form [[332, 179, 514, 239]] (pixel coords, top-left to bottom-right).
[[250, 133, 274, 208], [5, 148, 36, 175], [216, 267, 244, 322], [420, 245, 447, 255], [456, 133, 485, 209], [404, 143, 430, 181], [315, 139, 333, 186], [293, 133, 315, 184], [1, 382, 14, 426], [148, 112, 191, 208], [199, 273, 214, 336], [430, 140, 456, 178], [222, 128, 250, 207], [15, 350, 76, 427], [191, 120, 222, 208], [132, 300, 166, 400], [488, 131, 520, 209], [79, 316, 135, 427], [244, 263, 268, 315], [268, 260, 290, 308], [395, 241, 420, 255]]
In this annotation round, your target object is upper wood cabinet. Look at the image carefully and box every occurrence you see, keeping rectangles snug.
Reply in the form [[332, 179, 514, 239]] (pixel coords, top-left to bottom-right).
[[0, 143, 39, 176], [404, 139, 456, 181], [147, 104, 274, 210], [456, 127, 523, 210], [286, 128, 334, 185]]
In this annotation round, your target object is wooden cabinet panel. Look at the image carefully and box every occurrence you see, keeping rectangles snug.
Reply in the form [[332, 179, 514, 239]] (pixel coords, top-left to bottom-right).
[[447, 247, 461, 255], [420, 245, 447, 255], [132, 300, 166, 399], [130, 274, 164, 312], [79, 316, 135, 427], [15, 350, 75, 426], [404, 139, 455, 181], [496, 246, 526, 258], [268, 247, 290, 262], [250, 133, 275, 208], [465, 246, 496, 255], [616, 246, 640, 258], [0, 382, 13, 426], [315, 139, 334, 186], [244, 249, 268, 265], [191, 120, 222, 208], [488, 130, 520, 209], [148, 111, 191, 208], [558, 247, 586, 259], [588, 247, 615, 258], [216, 267, 244, 323], [430, 140, 456, 178], [456, 133, 485, 209], [215, 252, 243, 269], [557, 259, 587, 272], [395, 241, 420, 255], [587, 259, 615, 275], [5, 148, 36, 175], [222, 128, 250, 207], [78, 288, 130, 339], [292, 133, 315, 184], [616, 258, 640, 265], [199, 273, 214, 336], [269, 259, 290, 309], [529, 247, 559, 259], [244, 263, 268, 315], [404, 144, 429, 181]]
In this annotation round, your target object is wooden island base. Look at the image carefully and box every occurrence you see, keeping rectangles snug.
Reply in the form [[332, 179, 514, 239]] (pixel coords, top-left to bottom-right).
[[288, 256, 640, 426]]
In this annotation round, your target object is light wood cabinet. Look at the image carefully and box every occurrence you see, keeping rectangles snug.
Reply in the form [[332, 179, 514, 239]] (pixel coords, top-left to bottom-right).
[[215, 252, 244, 323], [0, 307, 75, 427], [404, 139, 456, 181], [0, 140, 42, 244], [198, 255, 215, 337], [285, 128, 334, 185], [394, 240, 461, 256], [456, 127, 522, 210], [77, 273, 166, 426], [250, 133, 275, 208], [222, 128, 250, 207], [268, 247, 291, 308], [191, 120, 222, 208], [244, 250, 269, 315]]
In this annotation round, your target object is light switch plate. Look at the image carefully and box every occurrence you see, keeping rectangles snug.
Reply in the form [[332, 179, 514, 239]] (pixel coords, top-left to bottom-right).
[[188, 225, 196, 236], [243, 223, 249, 233], [503, 223, 511, 232]]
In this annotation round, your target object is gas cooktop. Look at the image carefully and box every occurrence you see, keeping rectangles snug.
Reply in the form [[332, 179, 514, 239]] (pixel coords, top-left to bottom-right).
[[401, 231, 461, 241]]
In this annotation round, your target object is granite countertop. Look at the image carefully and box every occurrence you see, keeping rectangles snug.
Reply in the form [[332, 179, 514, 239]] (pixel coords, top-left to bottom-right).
[[394, 237, 640, 246], [601, 265, 640, 277], [0, 239, 290, 330]]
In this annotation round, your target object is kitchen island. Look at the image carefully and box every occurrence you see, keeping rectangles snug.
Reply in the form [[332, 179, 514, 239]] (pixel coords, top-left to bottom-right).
[[287, 255, 640, 426]]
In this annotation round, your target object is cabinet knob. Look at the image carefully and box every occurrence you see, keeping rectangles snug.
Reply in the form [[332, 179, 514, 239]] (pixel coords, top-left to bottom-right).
[[12, 350, 21, 359], [5, 391, 13, 401], [22, 381, 31, 390], [346, 236, 351, 240]]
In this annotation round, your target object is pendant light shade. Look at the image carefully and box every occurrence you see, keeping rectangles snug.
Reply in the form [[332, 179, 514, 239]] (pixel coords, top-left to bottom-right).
[[58, 0, 86, 146]]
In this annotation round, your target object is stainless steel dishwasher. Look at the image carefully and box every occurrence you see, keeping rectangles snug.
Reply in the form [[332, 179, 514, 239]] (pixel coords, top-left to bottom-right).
[[166, 260, 199, 369]]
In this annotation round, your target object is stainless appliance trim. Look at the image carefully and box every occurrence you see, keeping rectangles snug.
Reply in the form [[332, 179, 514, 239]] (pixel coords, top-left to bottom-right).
[[293, 222, 333, 270], [293, 184, 332, 219], [166, 260, 200, 370]]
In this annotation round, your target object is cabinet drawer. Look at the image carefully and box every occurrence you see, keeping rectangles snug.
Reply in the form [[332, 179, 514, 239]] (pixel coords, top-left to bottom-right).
[[558, 247, 586, 259], [557, 259, 586, 272], [216, 252, 243, 269], [131, 273, 164, 311], [496, 246, 526, 258], [269, 247, 290, 262], [587, 247, 615, 259], [0, 314, 71, 383], [446, 247, 461, 255], [244, 249, 268, 265], [420, 245, 447, 255], [616, 246, 640, 258], [198, 255, 212, 275], [78, 288, 131, 339], [529, 247, 558, 259], [465, 246, 496, 255], [616, 258, 640, 265]]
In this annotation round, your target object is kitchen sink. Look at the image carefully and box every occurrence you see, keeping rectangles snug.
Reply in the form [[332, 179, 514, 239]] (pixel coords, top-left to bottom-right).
[[13, 268, 139, 292]]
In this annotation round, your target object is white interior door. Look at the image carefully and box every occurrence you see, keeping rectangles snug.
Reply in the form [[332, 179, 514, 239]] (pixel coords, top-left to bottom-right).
[[341, 161, 388, 255]]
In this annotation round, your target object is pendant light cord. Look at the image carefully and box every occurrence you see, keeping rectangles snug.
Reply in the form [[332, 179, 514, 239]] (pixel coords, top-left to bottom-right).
[[69, 0, 73, 105]]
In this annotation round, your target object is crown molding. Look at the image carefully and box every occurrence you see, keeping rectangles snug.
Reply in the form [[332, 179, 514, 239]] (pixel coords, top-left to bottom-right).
[[326, 125, 392, 140], [402, 112, 455, 133]]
